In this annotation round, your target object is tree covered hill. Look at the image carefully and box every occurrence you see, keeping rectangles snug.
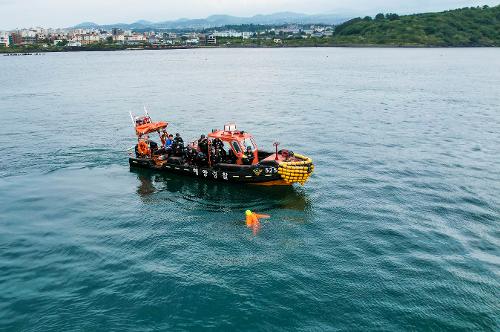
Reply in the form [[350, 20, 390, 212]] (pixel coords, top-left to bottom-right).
[[332, 5, 500, 46]]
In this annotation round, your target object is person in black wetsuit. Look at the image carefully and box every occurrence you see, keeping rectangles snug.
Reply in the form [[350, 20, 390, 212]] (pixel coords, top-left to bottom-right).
[[198, 134, 208, 155], [174, 133, 183, 145], [185, 146, 197, 164], [196, 151, 207, 166], [212, 138, 226, 164], [149, 140, 159, 154], [173, 133, 184, 157], [242, 146, 254, 165], [213, 138, 223, 151], [227, 148, 237, 164]]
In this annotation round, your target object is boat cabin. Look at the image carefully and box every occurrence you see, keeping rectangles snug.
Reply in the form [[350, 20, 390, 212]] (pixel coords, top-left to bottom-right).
[[207, 123, 259, 165]]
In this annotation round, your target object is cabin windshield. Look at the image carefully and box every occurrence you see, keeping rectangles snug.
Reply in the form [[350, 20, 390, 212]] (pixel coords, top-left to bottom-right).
[[231, 141, 242, 154], [241, 137, 256, 151], [221, 141, 232, 154]]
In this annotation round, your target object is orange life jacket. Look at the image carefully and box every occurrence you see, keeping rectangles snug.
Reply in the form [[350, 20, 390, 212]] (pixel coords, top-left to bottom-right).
[[138, 141, 151, 156]]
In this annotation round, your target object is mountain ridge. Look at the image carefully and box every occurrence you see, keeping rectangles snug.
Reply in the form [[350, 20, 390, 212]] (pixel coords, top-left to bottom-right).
[[72, 12, 350, 30]]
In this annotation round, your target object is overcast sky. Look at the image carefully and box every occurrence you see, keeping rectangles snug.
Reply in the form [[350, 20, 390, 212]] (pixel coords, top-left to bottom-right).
[[1, 0, 497, 29]]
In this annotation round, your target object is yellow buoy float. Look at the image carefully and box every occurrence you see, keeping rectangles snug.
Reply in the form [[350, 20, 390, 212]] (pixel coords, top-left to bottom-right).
[[277, 153, 314, 185]]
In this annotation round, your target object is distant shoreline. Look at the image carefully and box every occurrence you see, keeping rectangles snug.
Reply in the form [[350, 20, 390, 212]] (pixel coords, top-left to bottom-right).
[[2, 6, 498, 55], [2, 44, 498, 55]]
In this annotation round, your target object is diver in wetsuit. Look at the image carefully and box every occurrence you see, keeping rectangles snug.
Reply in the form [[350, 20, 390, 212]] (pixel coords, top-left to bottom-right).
[[174, 133, 183, 145], [173, 133, 184, 157], [149, 139, 159, 154], [196, 151, 208, 166], [227, 149, 237, 164], [185, 146, 197, 164], [242, 146, 254, 165], [213, 138, 223, 152], [212, 138, 226, 164], [198, 135, 208, 155]]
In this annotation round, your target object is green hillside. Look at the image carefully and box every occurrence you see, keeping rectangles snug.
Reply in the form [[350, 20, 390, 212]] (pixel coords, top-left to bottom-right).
[[332, 5, 500, 46]]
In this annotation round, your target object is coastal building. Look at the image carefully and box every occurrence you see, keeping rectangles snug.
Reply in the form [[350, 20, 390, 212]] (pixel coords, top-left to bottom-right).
[[273, 38, 282, 44], [148, 35, 158, 44], [9, 33, 22, 45], [112, 28, 124, 36], [124, 33, 146, 44], [0, 32, 10, 47], [19, 29, 37, 44], [72, 33, 101, 45], [50, 33, 68, 42], [213, 30, 242, 38], [67, 41, 82, 47], [209, 30, 252, 39], [113, 34, 125, 43], [183, 32, 198, 39], [207, 34, 216, 45], [100, 32, 112, 40], [280, 25, 300, 34], [185, 38, 199, 45]]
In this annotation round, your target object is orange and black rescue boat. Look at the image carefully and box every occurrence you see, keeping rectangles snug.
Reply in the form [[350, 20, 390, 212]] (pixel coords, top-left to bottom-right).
[[128, 110, 314, 186]]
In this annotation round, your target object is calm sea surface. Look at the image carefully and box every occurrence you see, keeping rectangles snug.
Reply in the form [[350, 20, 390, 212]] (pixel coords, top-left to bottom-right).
[[0, 48, 499, 331]]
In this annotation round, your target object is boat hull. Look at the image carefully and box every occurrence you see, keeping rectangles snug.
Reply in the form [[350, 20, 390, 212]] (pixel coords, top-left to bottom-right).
[[129, 157, 288, 185]]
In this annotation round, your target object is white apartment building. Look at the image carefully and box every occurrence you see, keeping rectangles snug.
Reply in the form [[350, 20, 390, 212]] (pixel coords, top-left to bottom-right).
[[213, 30, 243, 38], [186, 38, 199, 45], [0, 32, 10, 47], [72, 33, 101, 45], [124, 34, 146, 44], [207, 35, 217, 45], [113, 34, 125, 43], [67, 41, 82, 47], [19, 29, 37, 44]]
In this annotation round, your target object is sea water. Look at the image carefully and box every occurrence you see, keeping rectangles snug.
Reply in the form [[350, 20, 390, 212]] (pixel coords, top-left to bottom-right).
[[0, 48, 499, 330]]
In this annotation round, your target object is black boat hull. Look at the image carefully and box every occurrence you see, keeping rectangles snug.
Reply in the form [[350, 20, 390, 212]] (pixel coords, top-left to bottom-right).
[[129, 157, 288, 185]]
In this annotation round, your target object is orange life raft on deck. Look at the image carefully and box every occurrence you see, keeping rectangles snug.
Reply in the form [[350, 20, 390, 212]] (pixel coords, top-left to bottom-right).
[[135, 121, 168, 136]]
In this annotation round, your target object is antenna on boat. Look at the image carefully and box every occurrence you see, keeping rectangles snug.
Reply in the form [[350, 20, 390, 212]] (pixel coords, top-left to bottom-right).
[[273, 141, 280, 160], [129, 111, 136, 126], [143, 105, 149, 117]]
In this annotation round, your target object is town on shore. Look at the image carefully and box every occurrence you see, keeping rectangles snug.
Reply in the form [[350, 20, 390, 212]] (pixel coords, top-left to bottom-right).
[[1, 5, 498, 53], [0, 24, 337, 53]]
